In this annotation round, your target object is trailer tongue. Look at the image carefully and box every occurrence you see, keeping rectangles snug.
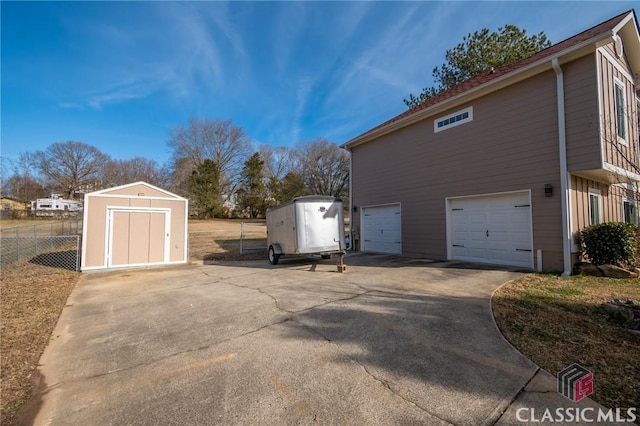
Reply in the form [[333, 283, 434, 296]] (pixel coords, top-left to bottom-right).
[[266, 195, 346, 272]]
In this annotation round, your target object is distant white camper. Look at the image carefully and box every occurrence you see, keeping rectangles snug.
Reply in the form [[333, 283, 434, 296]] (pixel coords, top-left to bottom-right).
[[266, 195, 346, 267], [31, 194, 83, 217]]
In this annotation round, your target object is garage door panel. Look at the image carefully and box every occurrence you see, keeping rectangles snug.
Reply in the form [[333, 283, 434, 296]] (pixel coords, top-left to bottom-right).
[[511, 231, 531, 244], [490, 231, 508, 243], [513, 250, 533, 262], [449, 192, 532, 268], [470, 214, 485, 224], [489, 249, 509, 261], [453, 215, 468, 225], [454, 230, 468, 240], [471, 248, 488, 258]]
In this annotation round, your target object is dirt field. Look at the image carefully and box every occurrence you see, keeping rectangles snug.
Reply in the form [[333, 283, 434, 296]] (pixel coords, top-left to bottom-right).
[[188, 219, 267, 261], [0, 219, 61, 229]]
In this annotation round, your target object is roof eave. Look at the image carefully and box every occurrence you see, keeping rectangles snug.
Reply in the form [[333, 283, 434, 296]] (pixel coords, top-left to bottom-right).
[[342, 31, 615, 151], [613, 11, 640, 86]]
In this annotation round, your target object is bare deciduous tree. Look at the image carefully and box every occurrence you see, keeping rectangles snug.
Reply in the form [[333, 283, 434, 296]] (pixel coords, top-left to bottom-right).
[[167, 117, 252, 195], [35, 141, 110, 198], [2, 174, 48, 203], [103, 157, 170, 188], [259, 144, 295, 182], [295, 139, 349, 199], [1, 152, 48, 202]]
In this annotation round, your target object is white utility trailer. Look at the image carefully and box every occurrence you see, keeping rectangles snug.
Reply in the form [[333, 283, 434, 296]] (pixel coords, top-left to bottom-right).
[[266, 195, 346, 271]]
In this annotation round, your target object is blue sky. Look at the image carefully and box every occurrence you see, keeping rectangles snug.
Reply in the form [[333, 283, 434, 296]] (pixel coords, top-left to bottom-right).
[[1, 1, 637, 166]]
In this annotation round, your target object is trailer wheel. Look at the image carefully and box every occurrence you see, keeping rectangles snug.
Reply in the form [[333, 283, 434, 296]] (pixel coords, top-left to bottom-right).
[[321, 254, 331, 259], [268, 245, 280, 265]]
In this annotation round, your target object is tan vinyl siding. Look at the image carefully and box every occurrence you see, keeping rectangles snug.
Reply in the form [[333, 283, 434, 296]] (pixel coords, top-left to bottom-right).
[[564, 54, 602, 172], [571, 175, 630, 229], [571, 175, 633, 258], [351, 70, 564, 270], [597, 47, 640, 173]]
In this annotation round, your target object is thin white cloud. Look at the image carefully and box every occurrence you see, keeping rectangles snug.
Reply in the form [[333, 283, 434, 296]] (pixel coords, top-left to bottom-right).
[[56, 2, 253, 110]]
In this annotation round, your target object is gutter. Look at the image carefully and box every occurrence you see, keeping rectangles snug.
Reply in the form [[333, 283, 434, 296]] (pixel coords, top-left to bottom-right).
[[348, 150, 353, 251], [552, 58, 573, 276]]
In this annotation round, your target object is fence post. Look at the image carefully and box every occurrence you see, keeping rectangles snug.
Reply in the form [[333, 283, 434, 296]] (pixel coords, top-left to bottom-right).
[[34, 223, 38, 257], [76, 236, 80, 271], [240, 222, 245, 255], [16, 227, 21, 262]]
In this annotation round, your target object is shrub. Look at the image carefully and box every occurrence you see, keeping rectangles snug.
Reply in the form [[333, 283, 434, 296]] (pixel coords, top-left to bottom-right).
[[580, 222, 638, 267]]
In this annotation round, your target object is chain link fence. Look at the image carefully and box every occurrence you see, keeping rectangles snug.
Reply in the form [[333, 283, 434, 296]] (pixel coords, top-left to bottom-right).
[[0, 218, 83, 271], [239, 222, 267, 254]]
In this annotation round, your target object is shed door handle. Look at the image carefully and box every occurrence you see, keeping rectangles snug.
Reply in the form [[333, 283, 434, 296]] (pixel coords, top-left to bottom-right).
[[486, 230, 489, 237]]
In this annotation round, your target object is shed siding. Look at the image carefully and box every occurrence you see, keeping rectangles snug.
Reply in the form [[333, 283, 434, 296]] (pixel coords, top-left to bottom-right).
[[352, 70, 564, 270], [152, 199, 188, 262], [103, 183, 170, 198], [84, 197, 130, 268]]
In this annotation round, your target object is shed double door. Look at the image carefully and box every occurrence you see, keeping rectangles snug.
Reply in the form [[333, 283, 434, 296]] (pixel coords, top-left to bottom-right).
[[108, 209, 170, 268]]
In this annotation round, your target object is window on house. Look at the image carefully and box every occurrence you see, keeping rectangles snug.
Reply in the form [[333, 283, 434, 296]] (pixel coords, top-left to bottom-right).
[[588, 189, 602, 225], [614, 79, 627, 143], [623, 199, 638, 225], [434, 107, 473, 133]]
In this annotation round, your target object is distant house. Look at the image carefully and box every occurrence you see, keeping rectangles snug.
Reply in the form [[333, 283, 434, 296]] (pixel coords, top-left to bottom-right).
[[342, 10, 640, 273], [1, 197, 27, 211]]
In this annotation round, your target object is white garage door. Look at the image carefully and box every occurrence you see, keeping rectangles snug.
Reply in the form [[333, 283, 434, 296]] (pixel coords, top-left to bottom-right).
[[361, 204, 401, 254], [448, 192, 532, 268]]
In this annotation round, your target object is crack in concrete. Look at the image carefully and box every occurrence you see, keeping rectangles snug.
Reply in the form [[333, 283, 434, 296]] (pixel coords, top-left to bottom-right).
[[490, 367, 540, 426], [216, 277, 371, 315], [48, 277, 373, 390], [294, 318, 454, 425], [40, 314, 295, 391]]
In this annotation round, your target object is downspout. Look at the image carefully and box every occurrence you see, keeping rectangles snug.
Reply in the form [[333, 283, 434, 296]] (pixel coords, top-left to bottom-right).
[[552, 58, 573, 276], [347, 146, 354, 251]]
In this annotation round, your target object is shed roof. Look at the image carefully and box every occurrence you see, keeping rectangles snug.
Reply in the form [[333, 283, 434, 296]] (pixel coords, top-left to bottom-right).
[[85, 181, 187, 200], [343, 10, 639, 149]]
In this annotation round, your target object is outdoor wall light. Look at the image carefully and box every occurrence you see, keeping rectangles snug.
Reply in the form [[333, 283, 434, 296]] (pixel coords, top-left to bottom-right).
[[353, 206, 358, 212], [545, 184, 553, 197]]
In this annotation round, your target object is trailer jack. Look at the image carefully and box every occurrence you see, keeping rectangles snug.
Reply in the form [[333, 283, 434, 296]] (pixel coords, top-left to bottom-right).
[[336, 251, 346, 273]]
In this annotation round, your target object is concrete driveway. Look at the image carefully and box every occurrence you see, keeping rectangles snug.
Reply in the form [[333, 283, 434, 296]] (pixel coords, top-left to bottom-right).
[[30, 254, 605, 425]]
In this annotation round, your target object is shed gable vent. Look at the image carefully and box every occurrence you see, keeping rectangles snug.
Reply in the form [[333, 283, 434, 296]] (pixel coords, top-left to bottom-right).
[[434, 106, 473, 133]]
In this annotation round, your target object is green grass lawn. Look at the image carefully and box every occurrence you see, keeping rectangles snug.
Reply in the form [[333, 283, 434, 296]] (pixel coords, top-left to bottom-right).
[[492, 274, 640, 409]]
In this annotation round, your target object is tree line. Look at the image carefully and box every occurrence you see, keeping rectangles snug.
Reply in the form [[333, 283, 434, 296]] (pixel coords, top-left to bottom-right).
[[2, 117, 349, 218]]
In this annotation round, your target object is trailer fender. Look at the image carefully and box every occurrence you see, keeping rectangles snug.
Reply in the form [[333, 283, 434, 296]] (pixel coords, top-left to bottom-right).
[[270, 244, 283, 255]]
